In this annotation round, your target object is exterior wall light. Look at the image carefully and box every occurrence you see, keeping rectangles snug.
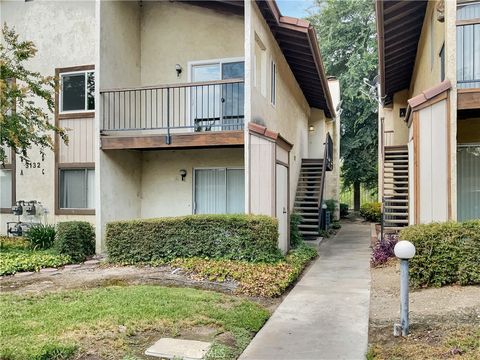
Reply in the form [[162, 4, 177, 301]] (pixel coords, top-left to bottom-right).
[[393, 240, 416, 337], [309, 125, 315, 132], [175, 64, 182, 77], [179, 169, 187, 181]]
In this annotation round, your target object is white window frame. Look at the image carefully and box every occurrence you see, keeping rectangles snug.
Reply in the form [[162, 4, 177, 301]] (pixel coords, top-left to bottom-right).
[[192, 166, 245, 214], [270, 59, 277, 107], [59, 70, 95, 115]]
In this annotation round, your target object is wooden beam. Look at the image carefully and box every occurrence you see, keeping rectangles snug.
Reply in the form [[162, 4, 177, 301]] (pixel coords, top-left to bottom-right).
[[458, 88, 480, 110], [101, 130, 245, 150]]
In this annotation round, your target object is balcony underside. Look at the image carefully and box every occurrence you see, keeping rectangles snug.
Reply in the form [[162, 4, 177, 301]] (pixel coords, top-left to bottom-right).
[[101, 130, 244, 150]]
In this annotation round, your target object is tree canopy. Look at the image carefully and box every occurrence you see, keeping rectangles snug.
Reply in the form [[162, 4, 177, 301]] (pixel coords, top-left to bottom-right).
[[308, 0, 378, 195], [0, 24, 67, 166]]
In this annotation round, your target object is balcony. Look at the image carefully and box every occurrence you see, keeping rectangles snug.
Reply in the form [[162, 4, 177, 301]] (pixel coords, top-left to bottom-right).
[[100, 79, 245, 150]]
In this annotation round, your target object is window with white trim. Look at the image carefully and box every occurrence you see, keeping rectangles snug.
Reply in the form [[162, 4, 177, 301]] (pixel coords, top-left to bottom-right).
[[60, 71, 95, 113], [270, 60, 276, 106], [59, 168, 95, 209]]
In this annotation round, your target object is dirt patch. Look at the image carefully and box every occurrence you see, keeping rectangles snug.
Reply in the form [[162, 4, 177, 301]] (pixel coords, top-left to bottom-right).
[[0, 264, 238, 296], [369, 262, 480, 359]]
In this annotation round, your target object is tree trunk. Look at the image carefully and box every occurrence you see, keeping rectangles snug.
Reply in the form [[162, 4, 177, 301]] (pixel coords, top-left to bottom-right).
[[353, 181, 361, 211]]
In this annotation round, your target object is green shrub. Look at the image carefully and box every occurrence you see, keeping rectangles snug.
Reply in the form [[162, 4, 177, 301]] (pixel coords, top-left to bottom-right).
[[171, 244, 317, 297], [0, 250, 71, 276], [340, 203, 349, 218], [360, 202, 381, 222], [54, 221, 95, 263], [25, 224, 56, 250], [331, 221, 341, 230], [106, 214, 281, 263], [400, 220, 480, 287], [0, 236, 29, 251], [290, 213, 304, 248], [324, 199, 336, 222]]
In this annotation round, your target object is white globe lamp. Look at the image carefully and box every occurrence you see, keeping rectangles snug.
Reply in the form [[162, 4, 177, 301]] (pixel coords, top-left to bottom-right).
[[394, 240, 416, 259]]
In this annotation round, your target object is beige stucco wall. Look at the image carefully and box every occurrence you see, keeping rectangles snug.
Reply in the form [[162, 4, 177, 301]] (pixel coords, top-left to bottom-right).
[[100, 1, 141, 89], [97, 150, 142, 252], [0, 0, 96, 234], [141, 148, 244, 218], [410, 0, 446, 98], [140, 1, 244, 86], [382, 90, 409, 146], [248, 2, 312, 210]]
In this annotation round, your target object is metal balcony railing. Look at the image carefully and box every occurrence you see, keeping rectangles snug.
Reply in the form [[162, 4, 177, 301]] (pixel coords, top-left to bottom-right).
[[100, 79, 245, 135]]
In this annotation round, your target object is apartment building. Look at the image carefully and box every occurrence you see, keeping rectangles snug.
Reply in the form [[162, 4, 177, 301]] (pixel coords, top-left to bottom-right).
[[376, 0, 480, 230], [1, 0, 340, 253]]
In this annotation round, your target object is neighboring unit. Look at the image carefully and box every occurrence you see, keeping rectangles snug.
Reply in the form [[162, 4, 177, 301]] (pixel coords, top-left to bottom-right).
[[1, 0, 341, 253], [376, 0, 480, 230]]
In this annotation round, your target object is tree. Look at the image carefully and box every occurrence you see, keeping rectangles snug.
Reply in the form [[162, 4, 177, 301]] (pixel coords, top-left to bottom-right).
[[308, 0, 378, 210], [0, 24, 67, 166]]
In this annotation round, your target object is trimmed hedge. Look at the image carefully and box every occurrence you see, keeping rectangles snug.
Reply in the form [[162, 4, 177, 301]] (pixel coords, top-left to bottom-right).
[[55, 221, 95, 262], [400, 220, 480, 287], [106, 214, 281, 263], [360, 202, 381, 222]]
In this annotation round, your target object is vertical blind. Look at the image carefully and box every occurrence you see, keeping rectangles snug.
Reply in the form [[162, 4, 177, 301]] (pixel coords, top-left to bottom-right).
[[195, 168, 244, 214], [0, 169, 12, 208], [457, 3, 480, 88], [60, 168, 95, 209], [457, 145, 480, 221]]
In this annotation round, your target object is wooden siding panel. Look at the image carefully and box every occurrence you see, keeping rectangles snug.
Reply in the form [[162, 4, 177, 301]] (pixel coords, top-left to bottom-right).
[[249, 134, 275, 216], [59, 118, 95, 163]]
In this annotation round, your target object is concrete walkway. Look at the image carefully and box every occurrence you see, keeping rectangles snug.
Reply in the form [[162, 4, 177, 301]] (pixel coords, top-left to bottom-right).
[[240, 222, 371, 360]]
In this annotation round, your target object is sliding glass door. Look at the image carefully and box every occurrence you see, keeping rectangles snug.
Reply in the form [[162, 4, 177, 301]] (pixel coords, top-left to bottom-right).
[[190, 59, 244, 131], [194, 168, 245, 214], [457, 145, 480, 221]]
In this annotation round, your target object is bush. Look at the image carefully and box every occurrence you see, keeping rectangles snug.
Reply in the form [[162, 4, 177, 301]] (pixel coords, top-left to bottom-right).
[[54, 221, 95, 263], [371, 234, 398, 267], [290, 213, 304, 248], [171, 244, 317, 297], [340, 203, 349, 218], [106, 214, 281, 264], [400, 220, 480, 287], [0, 250, 71, 276], [360, 202, 381, 222], [25, 224, 56, 250], [324, 199, 336, 222], [331, 221, 341, 230]]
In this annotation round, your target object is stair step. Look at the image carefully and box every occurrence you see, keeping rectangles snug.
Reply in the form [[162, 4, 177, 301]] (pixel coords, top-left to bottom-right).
[[383, 226, 407, 230], [384, 205, 408, 209], [384, 212, 408, 217], [298, 224, 320, 229], [384, 219, 409, 224], [300, 218, 319, 223], [300, 230, 320, 235]]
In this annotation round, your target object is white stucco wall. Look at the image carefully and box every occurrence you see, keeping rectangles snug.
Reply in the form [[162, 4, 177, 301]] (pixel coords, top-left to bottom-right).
[[0, 0, 96, 234]]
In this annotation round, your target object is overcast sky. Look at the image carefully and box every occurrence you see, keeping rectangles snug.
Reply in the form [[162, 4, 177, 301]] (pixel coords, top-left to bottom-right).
[[276, 0, 316, 19]]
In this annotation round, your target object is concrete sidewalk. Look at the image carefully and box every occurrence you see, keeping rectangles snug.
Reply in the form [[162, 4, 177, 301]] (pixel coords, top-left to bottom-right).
[[240, 222, 371, 360]]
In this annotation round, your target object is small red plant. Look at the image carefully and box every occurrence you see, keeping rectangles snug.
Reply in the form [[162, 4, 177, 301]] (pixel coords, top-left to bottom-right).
[[371, 234, 399, 267]]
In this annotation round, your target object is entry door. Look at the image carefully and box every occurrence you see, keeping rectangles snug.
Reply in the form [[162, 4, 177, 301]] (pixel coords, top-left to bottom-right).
[[276, 164, 289, 254]]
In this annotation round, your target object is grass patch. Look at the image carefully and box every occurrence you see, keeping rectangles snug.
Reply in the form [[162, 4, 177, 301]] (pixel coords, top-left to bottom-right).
[[171, 244, 317, 297], [0, 285, 270, 360]]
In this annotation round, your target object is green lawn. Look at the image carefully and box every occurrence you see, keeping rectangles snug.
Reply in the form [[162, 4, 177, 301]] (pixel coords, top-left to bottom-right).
[[0, 285, 270, 360]]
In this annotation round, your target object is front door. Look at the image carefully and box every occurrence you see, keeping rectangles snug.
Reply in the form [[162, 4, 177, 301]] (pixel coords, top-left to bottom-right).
[[276, 164, 289, 254]]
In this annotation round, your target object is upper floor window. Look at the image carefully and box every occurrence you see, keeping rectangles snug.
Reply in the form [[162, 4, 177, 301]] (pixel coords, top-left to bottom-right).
[[60, 70, 95, 113], [457, 2, 480, 88], [270, 60, 276, 106]]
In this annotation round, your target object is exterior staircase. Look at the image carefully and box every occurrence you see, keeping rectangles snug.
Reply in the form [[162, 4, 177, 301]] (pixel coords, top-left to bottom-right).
[[383, 145, 409, 231], [294, 159, 324, 239]]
